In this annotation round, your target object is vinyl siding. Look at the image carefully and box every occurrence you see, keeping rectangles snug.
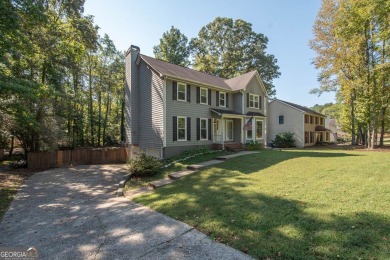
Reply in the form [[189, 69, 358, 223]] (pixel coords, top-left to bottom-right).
[[124, 48, 139, 144], [165, 79, 233, 147], [267, 101, 304, 147], [138, 60, 164, 149], [233, 93, 243, 114], [243, 77, 267, 115]]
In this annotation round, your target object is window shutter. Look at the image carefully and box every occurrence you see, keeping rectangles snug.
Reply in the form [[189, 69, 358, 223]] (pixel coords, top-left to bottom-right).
[[173, 116, 177, 141], [187, 85, 191, 102], [208, 119, 212, 140], [216, 91, 219, 106], [226, 93, 229, 107], [196, 87, 200, 103], [247, 93, 250, 108], [173, 82, 177, 100], [187, 117, 191, 141], [208, 89, 211, 105], [259, 96, 262, 109], [196, 118, 200, 140]]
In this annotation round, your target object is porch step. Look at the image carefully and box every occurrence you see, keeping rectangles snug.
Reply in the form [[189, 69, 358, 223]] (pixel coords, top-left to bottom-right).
[[168, 169, 196, 180], [187, 160, 223, 170], [149, 178, 175, 189]]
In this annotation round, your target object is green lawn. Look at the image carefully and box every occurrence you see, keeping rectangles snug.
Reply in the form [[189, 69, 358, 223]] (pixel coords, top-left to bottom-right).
[[134, 149, 390, 259], [124, 150, 231, 190]]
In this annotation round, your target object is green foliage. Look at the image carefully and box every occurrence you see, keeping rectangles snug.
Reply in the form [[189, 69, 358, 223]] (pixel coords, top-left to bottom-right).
[[311, 0, 390, 147], [272, 132, 296, 148], [189, 17, 280, 96], [0, 1, 124, 152], [245, 140, 263, 150], [128, 153, 162, 177], [153, 26, 190, 66]]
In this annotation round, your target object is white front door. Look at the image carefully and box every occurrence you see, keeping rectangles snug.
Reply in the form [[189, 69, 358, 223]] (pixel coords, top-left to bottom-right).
[[225, 120, 233, 141]]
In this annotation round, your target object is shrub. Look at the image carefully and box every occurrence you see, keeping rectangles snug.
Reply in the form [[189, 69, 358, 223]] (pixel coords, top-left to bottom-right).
[[245, 140, 264, 151], [128, 153, 162, 177], [272, 132, 296, 148], [9, 159, 28, 169]]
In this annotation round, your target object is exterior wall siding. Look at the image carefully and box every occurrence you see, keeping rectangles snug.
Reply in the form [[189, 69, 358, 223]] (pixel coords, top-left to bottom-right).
[[267, 101, 305, 147], [124, 47, 139, 144], [243, 77, 267, 115], [138, 60, 164, 150], [165, 79, 234, 148], [233, 93, 243, 114]]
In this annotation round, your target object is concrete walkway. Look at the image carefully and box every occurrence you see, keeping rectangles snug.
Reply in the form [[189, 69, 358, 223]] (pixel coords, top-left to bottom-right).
[[0, 165, 251, 259]]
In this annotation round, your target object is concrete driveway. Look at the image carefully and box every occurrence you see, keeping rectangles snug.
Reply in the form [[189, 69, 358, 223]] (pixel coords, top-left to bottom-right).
[[0, 165, 251, 259]]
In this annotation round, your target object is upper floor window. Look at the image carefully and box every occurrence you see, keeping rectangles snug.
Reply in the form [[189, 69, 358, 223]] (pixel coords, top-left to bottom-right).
[[177, 83, 186, 101], [200, 87, 208, 104], [279, 115, 284, 124], [219, 92, 226, 107], [315, 116, 319, 124], [249, 94, 260, 109], [305, 115, 309, 124], [310, 115, 314, 124]]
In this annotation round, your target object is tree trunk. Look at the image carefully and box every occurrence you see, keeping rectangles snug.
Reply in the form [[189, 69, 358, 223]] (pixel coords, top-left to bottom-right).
[[8, 134, 14, 157], [102, 92, 110, 146], [88, 58, 94, 146], [350, 91, 356, 145], [97, 90, 102, 146]]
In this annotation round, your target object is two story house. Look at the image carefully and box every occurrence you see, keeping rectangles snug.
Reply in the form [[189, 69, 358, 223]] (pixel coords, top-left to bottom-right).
[[125, 45, 268, 158], [267, 99, 331, 147]]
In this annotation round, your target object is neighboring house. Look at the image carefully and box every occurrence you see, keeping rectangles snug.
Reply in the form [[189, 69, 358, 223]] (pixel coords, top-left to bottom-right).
[[325, 117, 348, 142], [125, 45, 268, 158], [267, 99, 331, 147]]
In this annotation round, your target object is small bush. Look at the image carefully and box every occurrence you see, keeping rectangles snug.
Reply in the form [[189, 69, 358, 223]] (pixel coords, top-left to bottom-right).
[[272, 132, 296, 148], [9, 159, 28, 169], [245, 140, 264, 151], [128, 153, 162, 177]]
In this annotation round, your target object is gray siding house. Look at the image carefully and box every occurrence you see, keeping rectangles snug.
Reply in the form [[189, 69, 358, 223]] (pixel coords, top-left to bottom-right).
[[267, 99, 331, 147], [125, 45, 268, 158]]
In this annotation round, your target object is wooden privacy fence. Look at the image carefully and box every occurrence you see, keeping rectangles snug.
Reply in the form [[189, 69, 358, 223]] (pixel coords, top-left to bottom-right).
[[28, 147, 129, 169]]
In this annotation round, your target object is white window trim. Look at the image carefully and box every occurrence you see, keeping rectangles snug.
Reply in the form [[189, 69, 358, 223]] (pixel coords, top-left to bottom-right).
[[219, 92, 226, 107], [177, 82, 187, 102], [249, 94, 260, 109], [200, 118, 208, 140], [177, 116, 187, 141], [256, 120, 263, 139], [200, 87, 208, 105]]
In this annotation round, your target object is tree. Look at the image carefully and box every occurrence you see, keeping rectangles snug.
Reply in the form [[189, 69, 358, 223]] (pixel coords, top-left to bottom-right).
[[310, 0, 389, 148], [190, 17, 280, 96], [153, 26, 190, 66]]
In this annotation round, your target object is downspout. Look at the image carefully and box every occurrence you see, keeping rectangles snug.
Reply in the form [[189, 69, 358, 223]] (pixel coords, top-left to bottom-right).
[[162, 76, 167, 158]]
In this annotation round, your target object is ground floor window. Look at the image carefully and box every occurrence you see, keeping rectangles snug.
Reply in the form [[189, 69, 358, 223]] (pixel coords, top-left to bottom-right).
[[305, 131, 309, 144], [310, 131, 314, 143], [326, 132, 330, 142], [200, 118, 208, 140], [256, 120, 263, 139], [177, 117, 186, 141]]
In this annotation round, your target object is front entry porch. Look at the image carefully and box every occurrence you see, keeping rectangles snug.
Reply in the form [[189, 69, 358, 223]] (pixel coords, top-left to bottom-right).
[[210, 108, 266, 151]]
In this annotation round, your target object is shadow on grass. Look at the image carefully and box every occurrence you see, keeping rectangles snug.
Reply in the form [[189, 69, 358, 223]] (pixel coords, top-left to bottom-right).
[[135, 150, 389, 259]]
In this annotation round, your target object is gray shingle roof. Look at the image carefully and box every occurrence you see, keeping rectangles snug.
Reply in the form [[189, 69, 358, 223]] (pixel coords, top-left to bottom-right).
[[275, 99, 325, 117], [140, 54, 258, 92]]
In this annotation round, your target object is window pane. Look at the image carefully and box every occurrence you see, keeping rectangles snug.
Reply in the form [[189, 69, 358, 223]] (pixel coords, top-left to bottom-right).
[[255, 101, 259, 108], [247, 130, 252, 139], [178, 118, 185, 128], [201, 89, 207, 96], [201, 129, 207, 139], [201, 119, 206, 128], [256, 121, 262, 138], [178, 92, 185, 100], [178, 129, 185, 140], [254, 96, 259, 102], [178, 84, 185, 92], [201, 96, 207, 103]]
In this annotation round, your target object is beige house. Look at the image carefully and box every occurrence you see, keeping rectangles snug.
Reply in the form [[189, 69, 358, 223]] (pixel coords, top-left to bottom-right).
[[268, 99, 331, 147]]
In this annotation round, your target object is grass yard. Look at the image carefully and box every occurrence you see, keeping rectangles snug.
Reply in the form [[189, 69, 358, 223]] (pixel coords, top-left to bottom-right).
[[134, 149, 390, 259], [124, 150, 231, 190]]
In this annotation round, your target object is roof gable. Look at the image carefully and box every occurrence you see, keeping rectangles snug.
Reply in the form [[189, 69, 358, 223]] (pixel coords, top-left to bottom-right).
[[139, 54, 267, 93], [271, 99, 325, 117]]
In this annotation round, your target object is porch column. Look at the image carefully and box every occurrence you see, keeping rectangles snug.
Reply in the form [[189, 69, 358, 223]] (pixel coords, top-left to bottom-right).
[[221, 118, 225, 150], [241, 118, 244, 144]]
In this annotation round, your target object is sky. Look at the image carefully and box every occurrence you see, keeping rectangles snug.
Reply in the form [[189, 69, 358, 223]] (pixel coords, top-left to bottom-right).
[[84, 0, 335, 108]]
